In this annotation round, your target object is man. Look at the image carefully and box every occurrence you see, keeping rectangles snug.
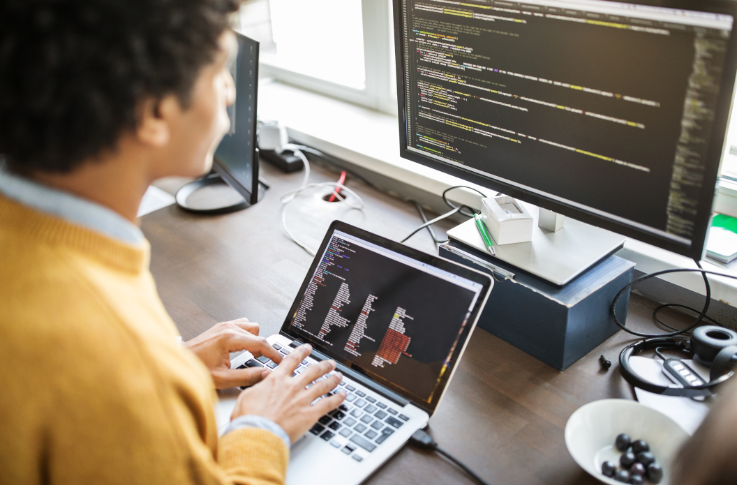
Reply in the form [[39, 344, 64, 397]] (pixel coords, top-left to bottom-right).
[[0, 1, 345, 484]]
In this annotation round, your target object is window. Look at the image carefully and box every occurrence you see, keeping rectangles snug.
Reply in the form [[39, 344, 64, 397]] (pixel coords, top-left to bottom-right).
[[239, 0, 396, 113]]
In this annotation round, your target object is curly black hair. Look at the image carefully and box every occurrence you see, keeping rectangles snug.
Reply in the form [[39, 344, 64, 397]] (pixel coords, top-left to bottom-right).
[[0, 0, 240, 173]]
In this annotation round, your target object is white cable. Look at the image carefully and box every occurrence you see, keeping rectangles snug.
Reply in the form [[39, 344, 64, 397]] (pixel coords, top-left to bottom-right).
[[279, 145, 365, 256]]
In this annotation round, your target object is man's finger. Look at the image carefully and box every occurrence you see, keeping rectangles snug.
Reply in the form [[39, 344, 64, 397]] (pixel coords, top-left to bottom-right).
[[311, 391, 347, 417], [213, 367, 266, 389], [272, 344, 311, 377], [296, 359, 336, 387], [226, 334, 283, 363], [305, 372, 342, 401], [228, 318, 260, 336]]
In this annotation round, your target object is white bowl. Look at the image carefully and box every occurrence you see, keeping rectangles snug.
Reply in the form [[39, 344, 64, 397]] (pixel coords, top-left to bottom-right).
[[565, 399, 690, 485]]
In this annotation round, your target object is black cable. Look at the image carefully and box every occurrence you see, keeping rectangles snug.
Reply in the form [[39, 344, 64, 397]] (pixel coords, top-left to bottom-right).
[[609, 262, 731, 338], [652, 303, 721, 333], [413, 201, 449, 248], [409, 429, 491, 485]]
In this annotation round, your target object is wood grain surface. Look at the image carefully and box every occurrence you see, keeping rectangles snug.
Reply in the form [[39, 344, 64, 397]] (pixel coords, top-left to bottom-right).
[[142, 160, 694, 485]]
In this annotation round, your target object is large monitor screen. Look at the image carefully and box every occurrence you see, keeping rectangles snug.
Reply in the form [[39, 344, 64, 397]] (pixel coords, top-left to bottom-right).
[[394, 0, 737, 258], [284, 228, 486, 410]]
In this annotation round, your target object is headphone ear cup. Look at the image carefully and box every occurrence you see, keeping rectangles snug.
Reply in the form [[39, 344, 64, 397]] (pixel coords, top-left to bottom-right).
[[691, 326, 737, 366], [709, 345, 737, 383]]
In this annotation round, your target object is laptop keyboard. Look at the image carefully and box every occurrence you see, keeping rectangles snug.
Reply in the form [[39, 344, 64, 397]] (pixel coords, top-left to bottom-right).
[[235, 341, 411, 462]]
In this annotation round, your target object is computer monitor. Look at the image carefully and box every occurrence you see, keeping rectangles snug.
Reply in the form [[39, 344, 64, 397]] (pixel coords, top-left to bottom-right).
[[393, 0, 737, 259], [213, 31, 263, 205]]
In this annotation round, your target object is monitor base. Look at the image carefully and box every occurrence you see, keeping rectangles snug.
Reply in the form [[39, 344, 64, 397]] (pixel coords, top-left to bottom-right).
[[176, 173, 267, 215], [447, 200, 625, 286]]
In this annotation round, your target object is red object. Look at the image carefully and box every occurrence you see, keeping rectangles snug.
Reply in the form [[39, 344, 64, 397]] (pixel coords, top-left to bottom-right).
[[328, 171, 347, 202]]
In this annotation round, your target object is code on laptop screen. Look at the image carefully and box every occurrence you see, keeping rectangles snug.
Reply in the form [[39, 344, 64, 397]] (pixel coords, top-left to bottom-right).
[[288, 230, 483, 404]]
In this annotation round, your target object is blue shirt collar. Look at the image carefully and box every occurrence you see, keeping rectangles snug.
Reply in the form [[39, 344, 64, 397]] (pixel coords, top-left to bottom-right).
[[0, 170, 144, 244]]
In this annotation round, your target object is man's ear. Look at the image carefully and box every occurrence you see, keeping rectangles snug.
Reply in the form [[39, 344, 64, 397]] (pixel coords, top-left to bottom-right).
[[136, 96, 178, 147]]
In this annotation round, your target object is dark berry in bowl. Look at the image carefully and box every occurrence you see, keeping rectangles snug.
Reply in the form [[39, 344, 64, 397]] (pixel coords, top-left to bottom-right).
[[615, 470, 631, 483], [629, 462, 645, 476], [620, 451, 636, 469], [647, 463, 663, 484], [601, 461, 617, 478], [631, 440, 649, 454], [628, 475, 644, 485], [615, 433, 632, 452], [636, 452, 655, 467]]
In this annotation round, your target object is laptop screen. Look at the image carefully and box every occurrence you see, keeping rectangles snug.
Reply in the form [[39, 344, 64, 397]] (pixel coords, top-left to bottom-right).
[[283, 226, 488, 411]]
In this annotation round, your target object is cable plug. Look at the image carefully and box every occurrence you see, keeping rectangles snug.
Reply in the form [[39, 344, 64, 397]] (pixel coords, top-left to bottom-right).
[[410, 429, 438, 450]]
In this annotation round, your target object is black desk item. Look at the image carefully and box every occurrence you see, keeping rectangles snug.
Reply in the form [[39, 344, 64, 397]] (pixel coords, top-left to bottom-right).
[[176, 31, 264, 213]]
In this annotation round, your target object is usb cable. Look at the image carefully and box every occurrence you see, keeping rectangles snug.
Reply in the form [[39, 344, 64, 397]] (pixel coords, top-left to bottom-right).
[[409, 429, 491, 485]]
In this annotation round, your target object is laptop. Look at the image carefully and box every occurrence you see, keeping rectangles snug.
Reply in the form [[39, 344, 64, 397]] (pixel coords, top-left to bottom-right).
[[216, 221, 493, 485]]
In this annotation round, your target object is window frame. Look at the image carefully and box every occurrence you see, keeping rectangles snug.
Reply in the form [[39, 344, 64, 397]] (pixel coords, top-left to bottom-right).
[[258, 0, 397, 114]]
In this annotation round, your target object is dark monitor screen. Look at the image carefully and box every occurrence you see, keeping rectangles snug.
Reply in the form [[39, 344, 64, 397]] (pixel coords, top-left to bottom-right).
[[282, 223, 489, 413], [213, 31, 260, 205], [393, 0, 737, 258]]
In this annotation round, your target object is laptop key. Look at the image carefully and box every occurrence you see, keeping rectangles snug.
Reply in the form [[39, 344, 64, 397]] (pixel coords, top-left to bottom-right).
[[309, 423, 325, 435], [330, 440, 341, 449], [350, 435, 376, 452], [350, 409, 362, 418], [399, 414, 410, 422], [387, 408, 398, 415], [385, 416, 403, 429], [343, 417, 356, 427], [245, 359, 264, 368], [365, 396, 376, 403], [272, 343, 281, 350], [236, 364, 247, 370], [256, 356, 270, 364], [339, 428, 352, 437], [360, 415, 373, 424], [318, 416, 332, 425], [354, 399, 366, 408], [376, 402, 387, 409], [320, 430, 335, 441], [339, 404, 350, 412], [365, 429, 378, 439], [341, 445, 354, 455], [345, 385, 356, 392], [328, 421, 341, 431], [364, 404, 377, 414], [354, 423, 367, 433], [376, 434, 390, 444], [355, 390, 366, 397], [374, 410, 387, 420], [332, 411, 346, 420], [345, 394, 356, 402], [265, 361, 277, 369], [352, 454, 364, 462], [370, 420, 383, 430]]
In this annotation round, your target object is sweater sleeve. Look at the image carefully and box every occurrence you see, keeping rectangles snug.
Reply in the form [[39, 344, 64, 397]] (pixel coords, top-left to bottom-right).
[[218, 428, 290, 485]]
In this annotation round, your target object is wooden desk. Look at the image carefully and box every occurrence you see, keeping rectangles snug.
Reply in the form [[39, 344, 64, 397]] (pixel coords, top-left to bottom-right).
[[142, 161, 692, 485]]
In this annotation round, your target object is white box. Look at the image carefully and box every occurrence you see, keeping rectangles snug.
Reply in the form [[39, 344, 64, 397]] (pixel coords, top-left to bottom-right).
[[480, 195, 533, 245]]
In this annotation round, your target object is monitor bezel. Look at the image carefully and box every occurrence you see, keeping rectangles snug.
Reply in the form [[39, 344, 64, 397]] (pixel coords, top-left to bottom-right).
[[278, 220, 493, 416], [213, 30, 260, 206], [392, 0, 737, 259]]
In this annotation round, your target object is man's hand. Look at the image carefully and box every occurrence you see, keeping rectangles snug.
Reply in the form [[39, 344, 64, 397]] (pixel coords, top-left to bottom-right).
[[184, 318, 283, 389], [232, 344, 347, 444]]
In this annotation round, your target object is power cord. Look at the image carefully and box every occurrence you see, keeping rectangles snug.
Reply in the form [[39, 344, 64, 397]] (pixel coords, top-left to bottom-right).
[[401, 186, 488, 244], [279, 144, 365, 256], [409, 429, 491, 485], [608, 261, 737, 338]]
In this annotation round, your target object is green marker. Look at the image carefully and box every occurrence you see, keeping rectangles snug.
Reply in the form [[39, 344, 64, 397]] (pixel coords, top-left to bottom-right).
[[473, 213, 496, 256]]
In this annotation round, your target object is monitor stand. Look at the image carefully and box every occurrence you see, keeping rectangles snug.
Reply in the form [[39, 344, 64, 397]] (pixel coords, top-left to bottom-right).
[[175, 172, 267, 215], [447, 200, 625, 286]]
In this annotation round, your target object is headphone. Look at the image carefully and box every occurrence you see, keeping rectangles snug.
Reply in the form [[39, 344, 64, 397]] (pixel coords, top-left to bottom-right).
[[619, 325, 737, 397]]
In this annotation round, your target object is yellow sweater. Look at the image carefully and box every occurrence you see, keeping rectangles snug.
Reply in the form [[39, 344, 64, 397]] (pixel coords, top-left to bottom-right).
[[0, 195, 288, 484]]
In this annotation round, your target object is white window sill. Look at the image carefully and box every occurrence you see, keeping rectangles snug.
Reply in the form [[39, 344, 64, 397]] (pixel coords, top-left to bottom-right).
[[257, 79, 737, 307]]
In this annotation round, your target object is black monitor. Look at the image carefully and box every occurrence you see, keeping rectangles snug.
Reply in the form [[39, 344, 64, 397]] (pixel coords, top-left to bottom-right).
[[393, 0, 737, 259], [213, 31, 262, 205], [176, 31, 264, 213]]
